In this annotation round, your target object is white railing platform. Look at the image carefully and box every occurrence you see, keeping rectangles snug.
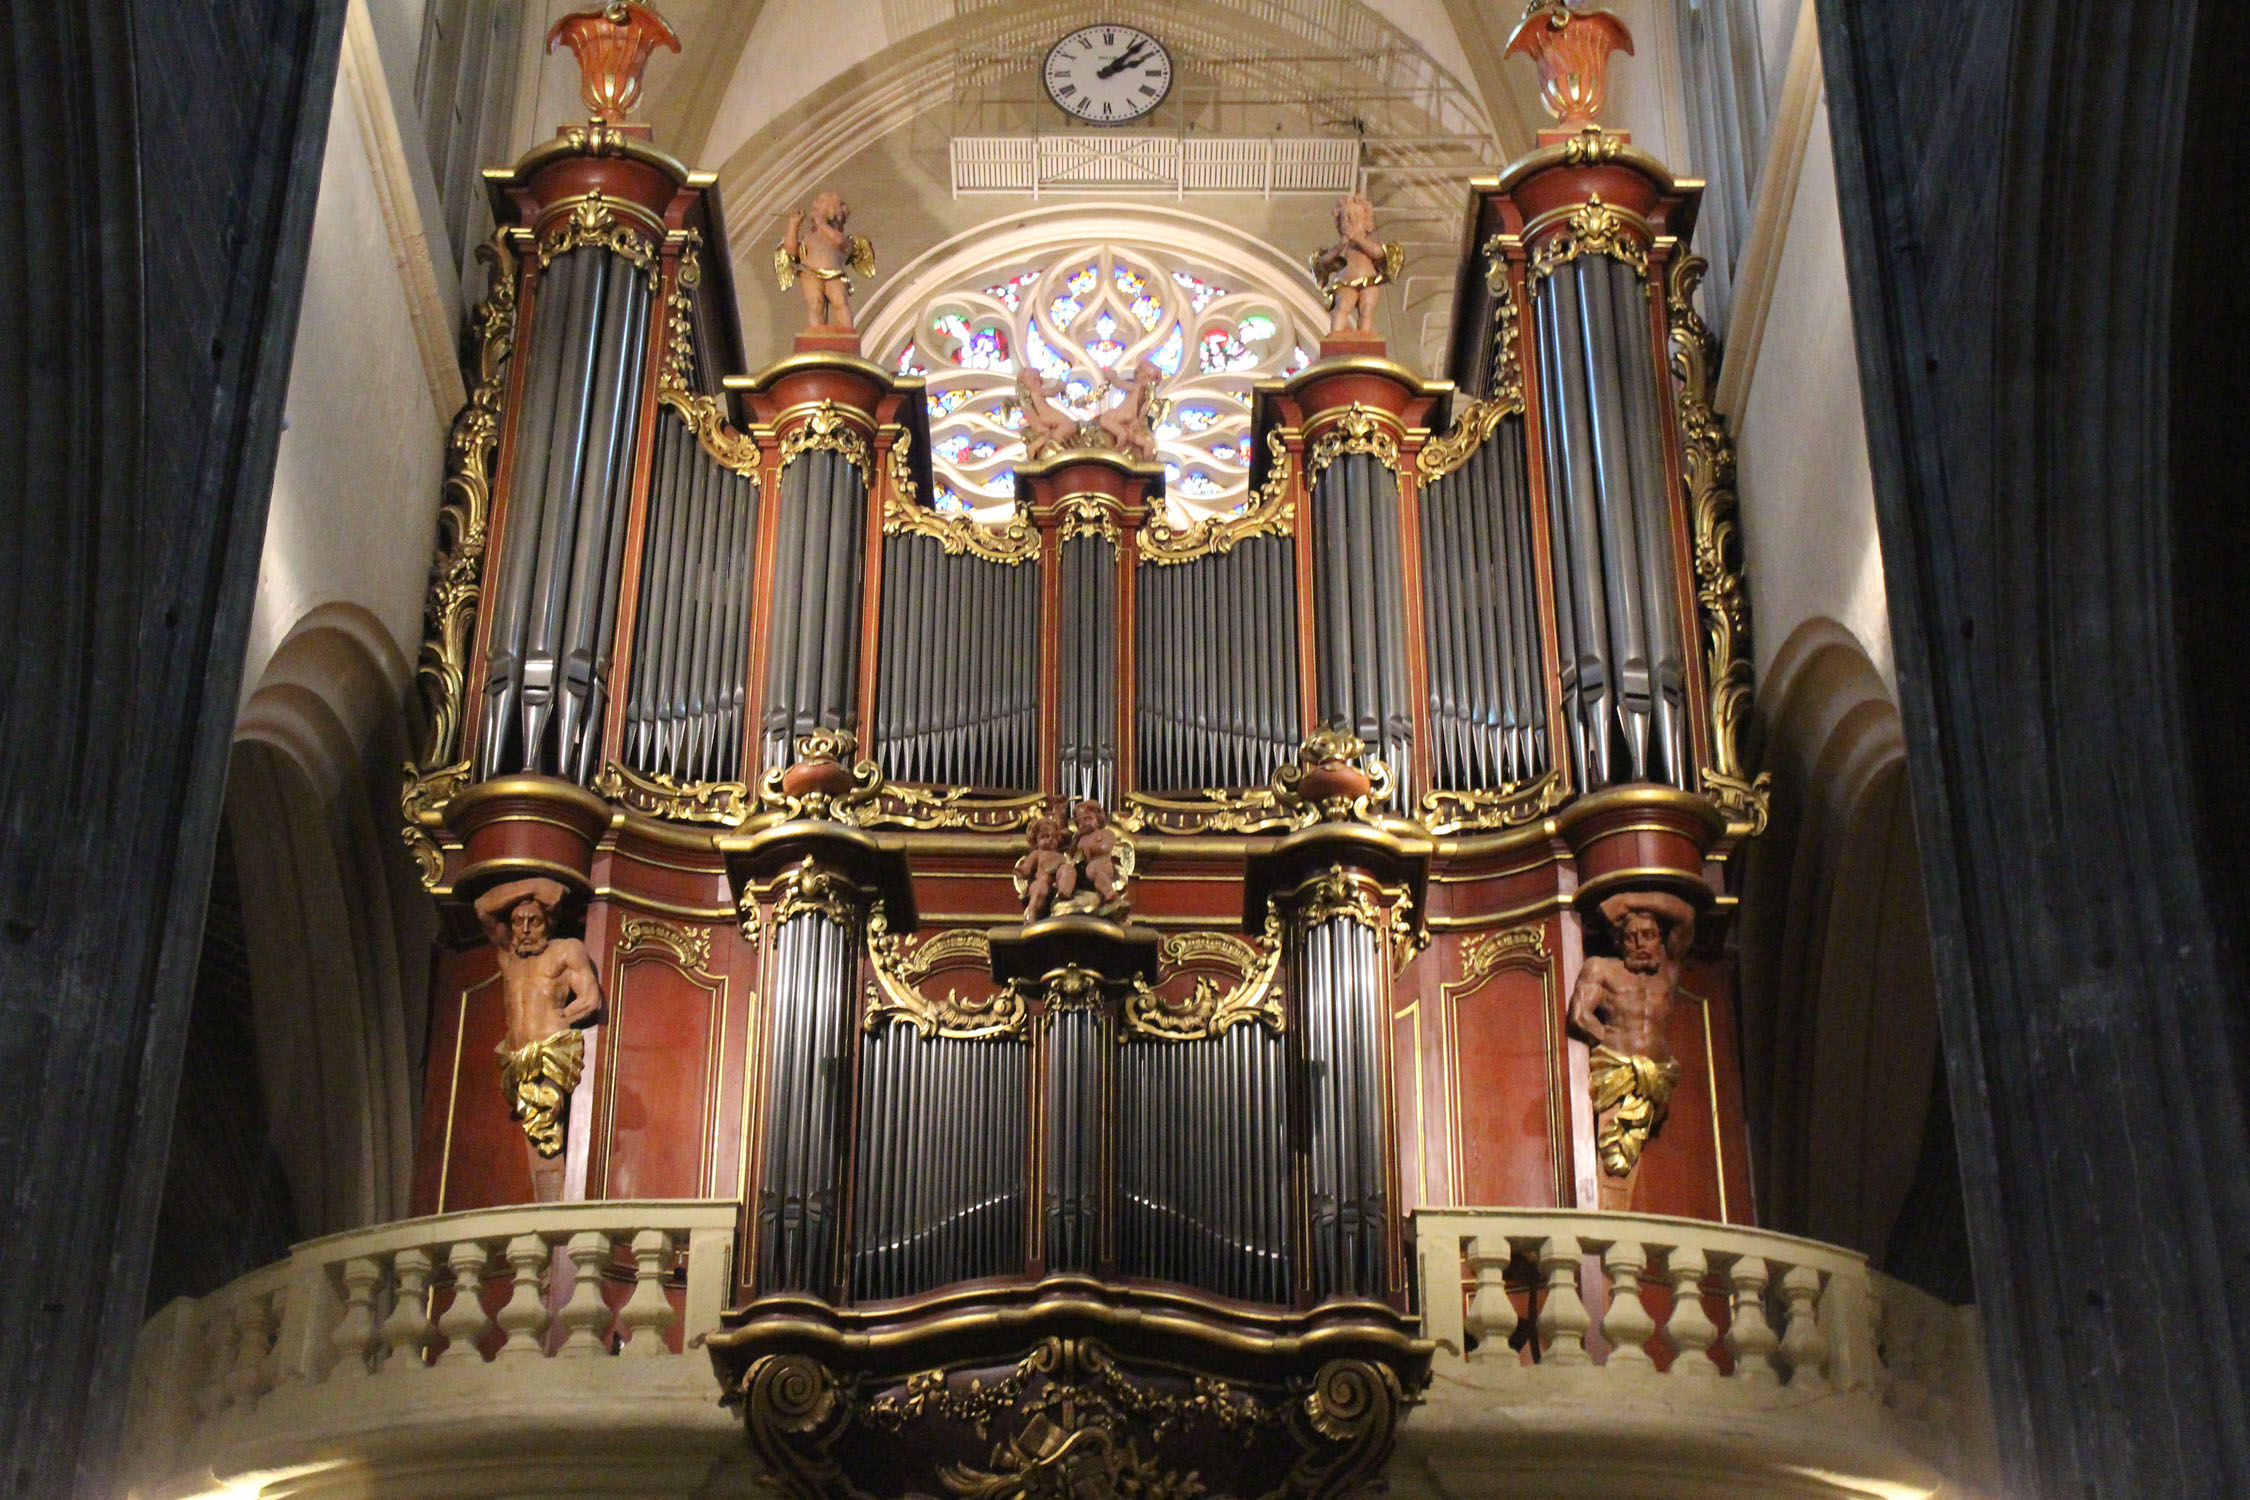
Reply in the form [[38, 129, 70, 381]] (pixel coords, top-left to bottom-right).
[[950, 135, 1362, 198]]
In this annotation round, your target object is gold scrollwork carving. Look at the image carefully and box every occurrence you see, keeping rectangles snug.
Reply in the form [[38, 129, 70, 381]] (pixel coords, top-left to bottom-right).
[[1488, 237, 1526, 410], [1115, 788, 1296, 836], [653, 235, 770, 478], [1413, 395, 1514, 484], [880, 433, 1039, 566], [1529, 194, 1649, 282], [1135, 430, 1296, 565], [1271, 727, 1394, 826], [1558, 124, 1627, 165], [779, 400, 873, 484], [735, 1354, 858, 1500], [659, 387, 767, 474], [862, 785, 1044, 833], [400, 231, 519, 888], [618, 915, 712, 974], [754, 730, 884, 825], [537, 188, 658, 273], [1283, 863, 1424, 967], [1667, 254, 1772, 837], [864, 906, 1025, 1040], [770, 861, 868, 929], [1416, 769, 1569, 835], [1126, 917, 1285, 1041], [1452, 922, 1549, 991], [1289, 1359, 1406, 1500], [1305, 404, 1404, 486], [595, 760, 751, 825], [1057, 493, 1120, 547]]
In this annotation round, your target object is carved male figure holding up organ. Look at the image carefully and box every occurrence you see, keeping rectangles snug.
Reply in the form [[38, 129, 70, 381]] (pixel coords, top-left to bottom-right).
[[1310, 194, 1404, 334], [1566, 891, 1694, 1206], [475, 877, 605, 1201], [776, 191, 875, 331]]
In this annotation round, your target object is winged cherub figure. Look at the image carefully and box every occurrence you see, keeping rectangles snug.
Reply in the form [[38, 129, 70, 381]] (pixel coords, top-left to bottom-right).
[[1094, 358, 1163, 463], [1310, 194, 1404, 334], [776, 191, 875, 331]]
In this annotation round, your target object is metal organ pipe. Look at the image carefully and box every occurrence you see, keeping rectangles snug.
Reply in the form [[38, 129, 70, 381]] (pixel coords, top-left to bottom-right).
[[1309, 454, 1413, 797], [869, 536, 1040, 790], [1136, 537, 1301, 792]]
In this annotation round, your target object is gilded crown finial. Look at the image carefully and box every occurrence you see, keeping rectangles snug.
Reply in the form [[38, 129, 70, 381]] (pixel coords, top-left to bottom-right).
[[1505, 1, 1635, 129], [546, 2, 680, 125]]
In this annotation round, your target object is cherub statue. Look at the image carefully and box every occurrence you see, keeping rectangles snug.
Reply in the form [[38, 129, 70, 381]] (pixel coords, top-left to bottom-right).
[[1093, 358, 1163, 464], [775, 191, 875, 331], [1310, 195, 1405, 334], [474, 877, 605, 1201], [1016, 371, 1084, 460], [1565, 891, 1695, 1200], [1014, 815, 1076, 922], [1064, 799, 1126, 917]]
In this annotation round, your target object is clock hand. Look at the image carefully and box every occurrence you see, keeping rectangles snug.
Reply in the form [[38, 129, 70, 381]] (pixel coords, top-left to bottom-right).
[[1096, 41, 1151, 78]]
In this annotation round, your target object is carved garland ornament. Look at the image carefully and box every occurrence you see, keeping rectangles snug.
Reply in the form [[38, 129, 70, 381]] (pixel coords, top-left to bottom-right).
[[595, 760, 751, 825], [1136, 429, 1297, 565], [1304, 404, 1404, 486], [1116, 786, 1297, 836], [767, 861, 867, 930], [780, 400, 874, 484], [618, 915, 712, 974], [1528, 194, 1649, 282], [537, 189, 659, 274], [880, 433, 1040, 566], [1125, 918, 1285, 1041], [861, 784, 1045, 833], [400, 232, 518, 887], [1417, 769, 1570, 836], [1667, 254, 1772, 836], [863, 909, 1026, 1040], [1057, 493, 1121, 547], [1283, 863, 1425, 968]]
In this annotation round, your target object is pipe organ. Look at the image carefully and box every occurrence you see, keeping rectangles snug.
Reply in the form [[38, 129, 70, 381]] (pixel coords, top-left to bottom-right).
[[400, 8, 1766, 1497]]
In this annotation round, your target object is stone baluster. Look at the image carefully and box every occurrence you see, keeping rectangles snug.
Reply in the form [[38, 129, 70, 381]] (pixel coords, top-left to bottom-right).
[[1535, 1235, 1591, 1365], [1876, 1295, 1928, 1415], [330, 1258, 383, 1378], [1662, 1244, 1720, 1377], [555, 1230, 614, 1357], [198, 1310, 239, 1417], [1724, 1254, 1779, 1383], [1777, 1263, 1830, 1390], [495, 1233, 553, 1358], [379, 1247, 434, 1371], [227, 1293, 276, 1406], [618, 1229, 677, 1357], [1599, 1239, 1657, 1367], [437, 1241, 497, 1364], [1463, 1235, 1518, 1359]]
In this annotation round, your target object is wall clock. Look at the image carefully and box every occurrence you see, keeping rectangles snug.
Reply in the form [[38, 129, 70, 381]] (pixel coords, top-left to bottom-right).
[[1043, 25, 1174, 125]]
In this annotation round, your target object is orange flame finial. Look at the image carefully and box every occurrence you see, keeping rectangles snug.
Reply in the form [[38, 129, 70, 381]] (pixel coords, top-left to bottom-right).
[[546, 2, 680, 124], [1505, 2, 1635, 129]]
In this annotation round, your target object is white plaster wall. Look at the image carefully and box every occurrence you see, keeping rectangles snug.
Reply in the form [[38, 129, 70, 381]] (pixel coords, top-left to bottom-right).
[[1730, 90, 1893, 696], [244, 64, 449, 714]]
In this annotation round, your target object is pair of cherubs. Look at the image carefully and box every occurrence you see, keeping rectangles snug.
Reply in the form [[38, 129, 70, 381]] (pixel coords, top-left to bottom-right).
[[1016, 800, 1124, 922], [1014, 359, 1162, 465]]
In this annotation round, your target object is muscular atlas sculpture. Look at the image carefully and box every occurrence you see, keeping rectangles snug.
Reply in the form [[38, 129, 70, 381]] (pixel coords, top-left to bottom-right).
[[1566, 891, 1694, 1201], [476, 877, 605, 1200]]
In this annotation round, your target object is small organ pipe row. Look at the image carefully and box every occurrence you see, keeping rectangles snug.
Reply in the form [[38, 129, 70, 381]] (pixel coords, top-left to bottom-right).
[[753, 912, 862, 1293], [1056, 535, 1119, 804], [1044, 1008, 1106, 1273], [872, 535, 1040, 790], [849, 1025, 1028, 1301], [1135, 536, 1302, 792], [760, 449, 868, 772], [623, 408, 758, 784], [1533, 255, 1691, 791], [1297, 917, 1391, 1301], [1417, 421, 1550, 790], [1311, 453, 1415, 800], [479, 246, 651, 781]]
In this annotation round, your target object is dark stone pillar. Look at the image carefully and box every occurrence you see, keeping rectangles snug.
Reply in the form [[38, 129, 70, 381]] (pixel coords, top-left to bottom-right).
[[0, 3, 344, 1495], [1814, 0, 2250, 1495]]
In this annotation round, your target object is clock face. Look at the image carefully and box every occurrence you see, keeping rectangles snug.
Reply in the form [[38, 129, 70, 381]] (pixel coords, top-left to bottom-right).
[[1043, 25, 1174, 125]]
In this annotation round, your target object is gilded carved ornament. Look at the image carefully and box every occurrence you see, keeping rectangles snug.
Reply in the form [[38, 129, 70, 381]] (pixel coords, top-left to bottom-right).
[[1273, 727, 1394, 826], [779, 400, 874, 484], [1304, 404, 1404, 486], [547, 2, 679, 125], [755, 729, 884, 825], [655, 236, 769, 476], [1666, 255, 1772, 836], [1413, 252, 1523, 483], [1124, 918, 1286, 1041], [1135, 430, 1297, 566], [617, 914, 712, 974], [595, 760, 751, 825], [537, 189, 660, 274], [1528, 194, 1650, 283], [1116, 786, 1297, 836], [1416, 769, 1570, 836], [864, 907, 1026, 1040], [879, 432, 1040, 566], [1057, 493, 1121, 547], [770, 860, 869, 930], [862, 784, 1045, 833], [401, 232, 518, 888], [1453, 922, 1549, 990], [1282, 864, 1424, 968]]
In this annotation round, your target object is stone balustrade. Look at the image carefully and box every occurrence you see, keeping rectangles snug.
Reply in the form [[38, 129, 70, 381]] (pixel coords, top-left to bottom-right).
[[1403, 1208, 2000, 1499], [121, 1201, 742, 1500]]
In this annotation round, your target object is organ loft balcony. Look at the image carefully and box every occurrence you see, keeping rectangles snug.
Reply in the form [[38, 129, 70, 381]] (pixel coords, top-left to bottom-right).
[[125, 8, 1995, 1500]]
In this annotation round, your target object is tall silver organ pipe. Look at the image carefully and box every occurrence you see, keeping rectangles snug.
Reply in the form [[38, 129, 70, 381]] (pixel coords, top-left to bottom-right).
[[1297, 918, 1391, 1301], [479, 246, 652, 781], [1417, 420, 1550, 791], [1055, 534, 1119, 803], [754, 910, 863, 1295], [1532, 255, 1690, 791], [1043, 1006, 1106, 1274], [849, 1024, 1028, 1300], [873, 536, 1040, 790], [760, 449, 867, 771], [1311, 454, 1414, 797], [622, 408, 759, 785], [1135, 537, 1301, 792]]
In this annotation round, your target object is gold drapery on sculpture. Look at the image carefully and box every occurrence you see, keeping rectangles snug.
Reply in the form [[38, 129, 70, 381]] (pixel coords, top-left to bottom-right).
[[498, 1028, 587, 1157], [1588, 1044, 1679, 1176]]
